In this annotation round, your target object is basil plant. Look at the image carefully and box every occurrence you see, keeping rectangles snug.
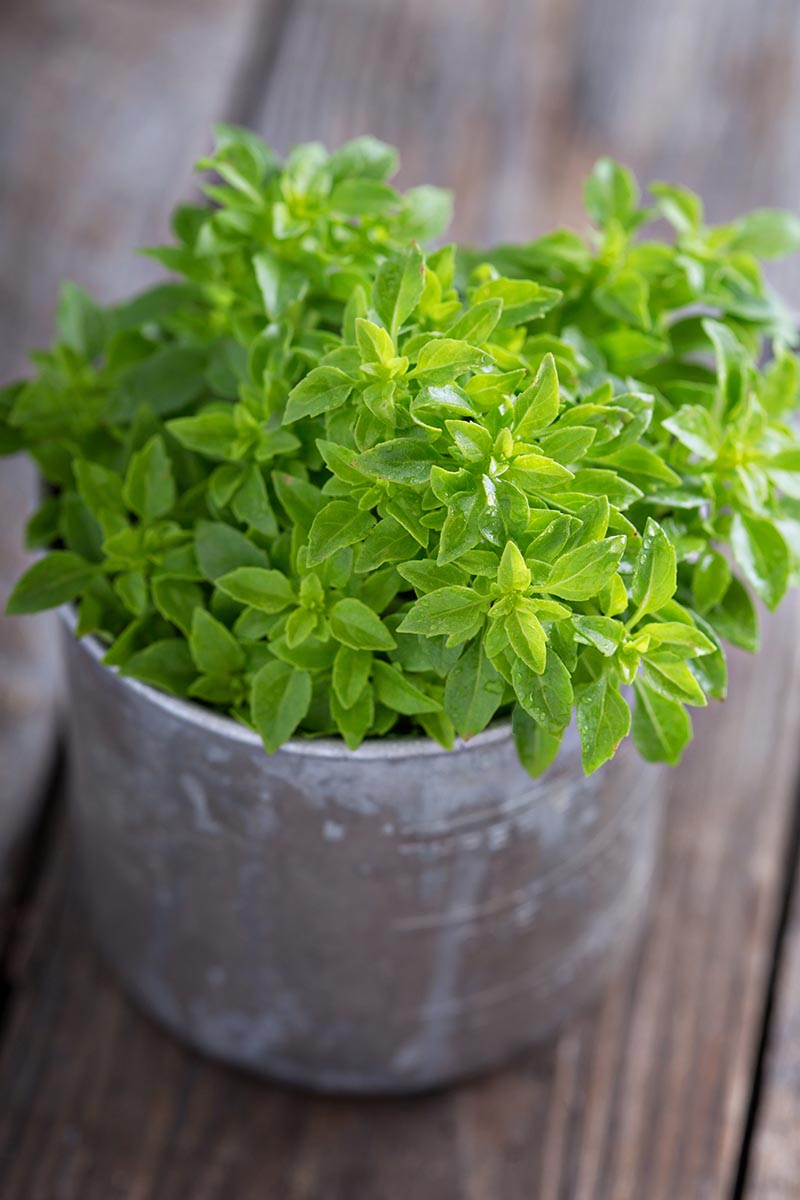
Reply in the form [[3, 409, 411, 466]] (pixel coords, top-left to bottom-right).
[[4, 127, 800, 774]]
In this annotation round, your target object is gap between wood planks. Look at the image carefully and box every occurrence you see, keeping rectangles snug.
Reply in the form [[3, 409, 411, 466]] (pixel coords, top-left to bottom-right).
[[222, 0, 297, 130], [0, 748, 64, 1047], [732, 763, 800, 1198]]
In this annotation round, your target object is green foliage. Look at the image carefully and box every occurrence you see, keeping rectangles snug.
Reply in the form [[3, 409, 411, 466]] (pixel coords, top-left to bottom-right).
[[5, 126, 800, 774]]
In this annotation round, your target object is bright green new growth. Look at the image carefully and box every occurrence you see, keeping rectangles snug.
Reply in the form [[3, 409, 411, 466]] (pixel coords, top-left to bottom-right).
[[4, 129, 800, 774]]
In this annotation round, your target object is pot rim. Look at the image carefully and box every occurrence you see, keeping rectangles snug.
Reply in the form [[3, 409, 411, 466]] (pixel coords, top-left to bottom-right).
[[60, 607, 514, 761]]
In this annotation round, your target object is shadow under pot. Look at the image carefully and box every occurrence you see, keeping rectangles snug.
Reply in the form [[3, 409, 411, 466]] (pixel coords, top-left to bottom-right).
[[62, 616, 666, 1094]]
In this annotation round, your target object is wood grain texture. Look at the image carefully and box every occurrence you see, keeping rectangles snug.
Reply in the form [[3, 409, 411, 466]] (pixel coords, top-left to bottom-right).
[[0, 0, 266, 375], [0, 606, 798, 1200], [249, 0, 800, 282], [2, 0, 800, 1195], [746, 873, 800, 1199], [0, 0, 266, 917]]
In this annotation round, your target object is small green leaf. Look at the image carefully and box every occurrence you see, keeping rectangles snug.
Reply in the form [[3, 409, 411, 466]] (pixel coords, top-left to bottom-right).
[[355, 438, 439, 486], [6, 551, 100, 615], [527, 516, 572, 564], [353, 517, 419, 573], [307, 501, 376, 566], [73, 461, 127, 537], [504, 598, 547, 672], [114, 570, 148, 616], [332, 645, 372, 709], [576, 672, 631, 774], [253, 251, 308, 319], [188, 674, 240, 704], [437, 491, 483, 565], [632, 679, 692, 765], [329, 597, 396, 651], [396, 185, 453, 241], [640, 656, 708, 707], [707, 576, 759, 653], [286, 606, 320, 648], [539, 426, 597, 466], [231, 465, 278, 536], [355, 318, 396, 366], [119, 639, 197, 697], [512, 706, 562, 776], [410, 383, 478, 427], [284, 366, 354, 424], [328, 135, 398, 181], [543, 536, 626, 601], [444, 638, 505, 737], [195, 521, 269, 581], [409, 339, 487, 385], [593, 270, 650, 329], [512, 651, 573, 734], [272, 473, 325, 531], [372, 660, 441, 715], [374, 245, 425, 339], [122, 435, 176, 521], [730, 512, 789, 611], [573, 615, 624, 656], [584, 158, 640, 230], [568, 469, 643, 510], [513, 353, 560, 439], [56, 282, 109, 359], [692, 548, 732, 614], [687, 611, 728, 700], [600, 574, 629, 617], [446, 299, 503, 344], [651, 182, 703, 233], [595, 444, 680, 486], [662, 406, 719, 461], [251, 660, 312, 753], [396, 560, 468, 593], [331, 684, 375, 750], [637, 621, 715, 658], [630, 519, 677, 623], [152, 577, 203, 636], [216, 567, 295, 613], [167, 412, 237, 460], [729, 209, 800, 259], [471, 278, 562, 327], [497, 541, 531, 593], [116, 347, 207, 419], [397, 586, 488, 642], [330, 178, 398, 215], [190, 608, 245, 674], [446, 419, 492, 462]]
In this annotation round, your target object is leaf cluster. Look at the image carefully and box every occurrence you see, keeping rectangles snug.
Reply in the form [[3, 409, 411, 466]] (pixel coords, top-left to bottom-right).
[[5, 134, 800, 773]]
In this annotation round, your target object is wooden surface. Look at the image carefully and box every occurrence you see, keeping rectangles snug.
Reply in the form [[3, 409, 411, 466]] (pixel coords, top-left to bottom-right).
[[748, 848, 800, 1199], [2, 0, 800, 1196]]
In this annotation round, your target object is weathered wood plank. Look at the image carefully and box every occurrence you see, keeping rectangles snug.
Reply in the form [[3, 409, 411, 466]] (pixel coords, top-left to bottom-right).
[[0, 0, 267, 375], [745, 867, 800, 1198], [0, 0, 266, 915], [249, 0, 800, 273]]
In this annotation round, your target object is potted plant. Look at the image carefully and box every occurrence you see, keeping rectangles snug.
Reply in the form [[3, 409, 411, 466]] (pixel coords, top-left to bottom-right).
[[3, 128, 800, 1092]]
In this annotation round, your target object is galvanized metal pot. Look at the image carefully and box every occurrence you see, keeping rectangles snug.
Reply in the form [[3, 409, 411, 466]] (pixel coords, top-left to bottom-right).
[[63, 620, 666, 1094]]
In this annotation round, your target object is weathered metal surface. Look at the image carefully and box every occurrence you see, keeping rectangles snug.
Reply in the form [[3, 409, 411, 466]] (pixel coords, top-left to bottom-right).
[[62, 620, 665, 1093]]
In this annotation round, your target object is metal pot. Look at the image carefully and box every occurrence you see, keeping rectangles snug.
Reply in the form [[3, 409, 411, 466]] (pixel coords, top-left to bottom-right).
[[63, 619, 666, 1094]]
